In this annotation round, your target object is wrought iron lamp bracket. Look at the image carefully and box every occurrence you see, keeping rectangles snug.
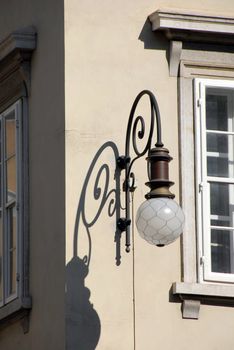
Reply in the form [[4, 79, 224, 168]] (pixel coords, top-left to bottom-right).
[[117, 90, 175, 252]]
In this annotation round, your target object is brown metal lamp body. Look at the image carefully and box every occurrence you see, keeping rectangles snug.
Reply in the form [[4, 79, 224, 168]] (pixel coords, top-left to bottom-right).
[[146, 146, 175, 199]]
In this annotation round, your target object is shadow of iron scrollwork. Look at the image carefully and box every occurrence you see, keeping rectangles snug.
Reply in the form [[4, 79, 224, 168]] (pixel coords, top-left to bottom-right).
[[66, 141, 121, 350]]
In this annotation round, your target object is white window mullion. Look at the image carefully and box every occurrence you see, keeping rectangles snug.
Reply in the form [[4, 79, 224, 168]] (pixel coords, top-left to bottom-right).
[[194, 78, 204, 282], [206, 130, 234, 135], [207, 177, 234, 183], [202, 183, 212, 281], [195, 79, 210, 282], [200, 80, 211, 282]]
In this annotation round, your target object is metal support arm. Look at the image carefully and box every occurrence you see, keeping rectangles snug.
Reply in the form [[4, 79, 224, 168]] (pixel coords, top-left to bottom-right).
[[117, 90, 174, 252]]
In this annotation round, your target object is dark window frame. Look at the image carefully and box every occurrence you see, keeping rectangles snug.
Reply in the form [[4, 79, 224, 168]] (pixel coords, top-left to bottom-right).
[[0, 27, 36, 327]]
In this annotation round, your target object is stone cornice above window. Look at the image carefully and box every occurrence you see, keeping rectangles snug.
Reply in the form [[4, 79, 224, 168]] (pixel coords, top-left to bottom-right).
[[0, 27, 36, 111], [149, 9, 234, 76], [0, 26, 36, 61], [149, 9, 234, 44]]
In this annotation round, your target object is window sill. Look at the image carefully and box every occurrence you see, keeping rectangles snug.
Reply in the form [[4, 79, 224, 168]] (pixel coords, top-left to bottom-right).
[[172, 282, 234, 319], [0, 297, 32, 332]]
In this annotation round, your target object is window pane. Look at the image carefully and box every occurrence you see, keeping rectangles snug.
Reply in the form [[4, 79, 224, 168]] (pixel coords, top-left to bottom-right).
[[207, 133, 228, 153], [211, 229, 233, 273], [207, 157, 229, 178], [210, 183, 234, 227], [207, 134, 234, 177], [7, 206, 17, 296], [211, 218, 231, 227], [206, 88, 233, 131], [6, 156, 16, 203], [5, 113, 15, 158]]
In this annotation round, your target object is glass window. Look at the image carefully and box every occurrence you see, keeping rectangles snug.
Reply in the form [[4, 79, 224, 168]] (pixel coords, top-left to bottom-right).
[[0, 101, 20, 305], [196, 79, 234, 283]]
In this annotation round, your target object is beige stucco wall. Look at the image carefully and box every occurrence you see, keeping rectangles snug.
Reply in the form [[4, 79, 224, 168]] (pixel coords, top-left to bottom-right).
[[65, 1, 234, 350], [3, 1, 234, 349], [0, 1, 65, 349]]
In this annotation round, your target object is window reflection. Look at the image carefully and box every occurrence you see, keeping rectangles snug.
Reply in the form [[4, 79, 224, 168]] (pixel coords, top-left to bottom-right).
[[206, 91, 229, 131], [211, 229, 232, 273]]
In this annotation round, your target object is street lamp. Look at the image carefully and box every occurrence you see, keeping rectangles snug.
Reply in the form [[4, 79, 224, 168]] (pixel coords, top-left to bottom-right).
[[117, 90, 185, 252]]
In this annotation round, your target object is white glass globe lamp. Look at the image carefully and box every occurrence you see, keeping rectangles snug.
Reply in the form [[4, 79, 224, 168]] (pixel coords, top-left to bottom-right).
[[136, 197, 185, 247]]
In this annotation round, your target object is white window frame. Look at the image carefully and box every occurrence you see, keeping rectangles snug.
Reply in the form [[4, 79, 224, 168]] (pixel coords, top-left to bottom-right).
[[195, 78, 234, 284], [0, 100, 22, 307], [173, 65, 234, 319]]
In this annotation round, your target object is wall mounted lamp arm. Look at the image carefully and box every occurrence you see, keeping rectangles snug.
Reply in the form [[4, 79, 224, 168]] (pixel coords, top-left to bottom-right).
[[117, 90, 184, 252]]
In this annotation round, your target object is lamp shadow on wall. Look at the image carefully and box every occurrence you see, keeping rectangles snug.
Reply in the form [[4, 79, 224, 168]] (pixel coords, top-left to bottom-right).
[[66, 141, 122, 350]]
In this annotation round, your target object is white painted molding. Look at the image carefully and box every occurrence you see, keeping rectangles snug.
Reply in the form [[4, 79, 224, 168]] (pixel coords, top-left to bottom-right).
[[178, 77, 197, 282], [169, 40, 182, 76], [149, 8, 234, 41], [180, 60, 234, 79]]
